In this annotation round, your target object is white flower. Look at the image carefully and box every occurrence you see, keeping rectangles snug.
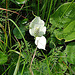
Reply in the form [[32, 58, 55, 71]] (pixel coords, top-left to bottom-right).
[[29, 16, 47, 50], [29, 17, 46, 37], [35, 36, 46, 50]]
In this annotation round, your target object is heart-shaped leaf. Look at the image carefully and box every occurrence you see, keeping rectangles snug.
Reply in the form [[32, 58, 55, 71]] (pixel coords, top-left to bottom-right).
[[50, 2, 75, 42], [13, 26, 25, 39]]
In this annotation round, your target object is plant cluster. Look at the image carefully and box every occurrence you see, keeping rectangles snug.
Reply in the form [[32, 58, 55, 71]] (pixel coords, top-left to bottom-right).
[[0, 0, 75, 75]]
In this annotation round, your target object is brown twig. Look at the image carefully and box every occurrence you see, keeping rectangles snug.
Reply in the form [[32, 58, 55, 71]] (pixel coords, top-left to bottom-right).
[[29, 47, 37, 75], [14, 36, 21, 53], [0, 8, 26, 19]]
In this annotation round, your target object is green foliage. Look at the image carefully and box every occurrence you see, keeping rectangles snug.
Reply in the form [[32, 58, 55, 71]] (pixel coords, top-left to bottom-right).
[[0, 0, 75, 75], [0, 51, 8, 65], [64, 42, 75, 64], [50, 2, 75, 28], [71, 64, 75, 73], [54, 21, 75, 42], [13, 26, 25, 39], [13, 18, 28, 39], [0, 65, 4, 74], [8, 65, 15, 75], [50, 2, 75, 42], [0, 29, 2, 39]]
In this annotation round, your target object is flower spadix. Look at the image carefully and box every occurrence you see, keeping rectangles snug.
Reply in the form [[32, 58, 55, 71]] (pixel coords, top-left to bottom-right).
[[29, 16, 46, 50], [35, 36, 46, 50], [29, 17, 46, 37]]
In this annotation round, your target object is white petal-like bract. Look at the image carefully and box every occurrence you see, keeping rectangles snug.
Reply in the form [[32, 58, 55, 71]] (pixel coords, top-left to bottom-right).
[[29, 16, 46, 37], [29, 17, 45, 28], [29, 16, 46, 50], [35, 36, 46, 50]]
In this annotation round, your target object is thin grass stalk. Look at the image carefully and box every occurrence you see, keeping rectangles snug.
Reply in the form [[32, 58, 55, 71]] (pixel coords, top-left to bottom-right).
[[26, 1, 28, 17], [13, 37, 21, 75], [53, 0, 57, 12], [6, 0, 11, 45], [2, 63, 14, 75], [0, 41, 4, 51], [6, 0, 12, 47], [13, 54, 20, 75], [15, 3, 25, 23], [21, 60, 26, 75], [8, 20, 12, 47], [0, 23, 8, 52], [37, 0, 39, 16], [29, 47, 37, 75], [45, 55, 51, 75], [41, 50, 51, 75], [46, 0, 53, 26], [9, 19, 30, 73], [4, 0, 8, 51], [41, 0, 48, 19], [9, 19, 28, 51], [9, 19, 30, 72], [0, 39, 12, 52]]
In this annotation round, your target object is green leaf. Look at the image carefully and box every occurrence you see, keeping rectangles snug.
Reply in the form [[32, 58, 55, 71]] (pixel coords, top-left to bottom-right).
[[53, 63, 67, 74], [0, 51, 8, 65], [13, 56, 20, 75], [54, 21, 75, 42], [16, 0, 27, 4], [50, 2, 75, 42], [57, 53, 67, 73], [51, 51, 67, 74], [64, 42, 75, 64], [13, 26, 25, 39], [50, 2, 75, 28]]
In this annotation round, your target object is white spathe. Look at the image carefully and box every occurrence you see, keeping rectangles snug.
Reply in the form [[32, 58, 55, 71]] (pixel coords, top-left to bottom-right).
[[35, 36, 46, 50], [29, 17, 46, 37]]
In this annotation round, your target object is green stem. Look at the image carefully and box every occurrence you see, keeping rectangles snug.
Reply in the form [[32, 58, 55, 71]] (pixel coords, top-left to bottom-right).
[[13, 55, 20, 75], [41, 0, 48, 19], [46, 0, 53, 26], [8, 20, 12, 47], [41, 50, 51, 75], [37, 0, 39, 16], [9, 19, 28, 51], [2, 63, 13, 75], [21, 60, 26, 75]]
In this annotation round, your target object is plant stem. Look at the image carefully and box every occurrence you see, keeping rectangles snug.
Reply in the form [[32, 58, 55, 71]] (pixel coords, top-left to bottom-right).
[[13, 37, 21, 75], [29, 47, 37, 75], [9, 19, 28, 51], [46, 0, 53, 26], [41, 50, 51, 75], [37, 0, 39, 16]]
